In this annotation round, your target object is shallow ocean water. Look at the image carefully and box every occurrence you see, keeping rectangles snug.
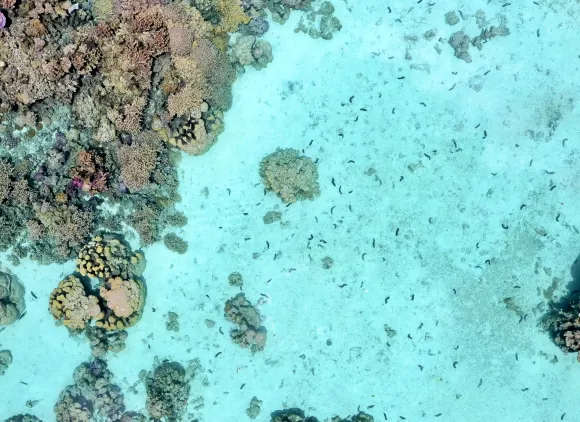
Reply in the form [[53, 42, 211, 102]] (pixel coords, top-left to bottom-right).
[[1, 0, 580, 421]]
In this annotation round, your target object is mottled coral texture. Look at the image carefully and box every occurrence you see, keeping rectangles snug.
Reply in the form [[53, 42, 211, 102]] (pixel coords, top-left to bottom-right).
[[224, 293, 267, 351], [259, 148, 320, 203], [546, 301, 580, 362], [0, 271, 25, 326], [51, 235, 147, 331], [49, 275, 103, 330]]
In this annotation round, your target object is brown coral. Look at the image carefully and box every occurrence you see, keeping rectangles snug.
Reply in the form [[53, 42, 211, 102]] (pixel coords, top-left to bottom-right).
[[49, 275, 103, 330], [259, 148, 320, 203], [224, 293, 267, 351], [116, 131, 161, 192], [35, 205, 94, 257]]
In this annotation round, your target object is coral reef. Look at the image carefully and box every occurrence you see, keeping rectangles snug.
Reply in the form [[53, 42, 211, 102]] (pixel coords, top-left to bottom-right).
[[95, 275, 146, 331], [0, 349, 12, 376], [247, 396, 263, 419], [55, 359, 145, 422], [145, 361, 191, 421], [48, 275, 103, 330], [230, 35, 273, 71], [270, 409, 374, 422], [163, 232, 188, 254], [50, 235, 147, 332], [0, 0, 340, 264], [86, 326, 128, 357], [295, 1, 342, 40], [76, 234, 145, 279], [260, 148, 320, 203], [0, 271, 25, 326], [271, 409, 319, 422], [545, 300, 580, 362], [4, 415, 43, 422], [224, 293, 267, 351]]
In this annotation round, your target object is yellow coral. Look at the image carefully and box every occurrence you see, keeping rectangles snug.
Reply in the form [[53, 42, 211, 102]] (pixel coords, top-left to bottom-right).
[[76, 235, 145, 279], [48, 275, 103, 330], [214, 0, 250, 36]]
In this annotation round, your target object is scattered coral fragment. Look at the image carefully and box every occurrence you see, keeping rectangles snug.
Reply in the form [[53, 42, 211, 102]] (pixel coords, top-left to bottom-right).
[[224, 293, 267, 351], [0, 350, 13, 376], [231, 35, 274, 72], [263, 210, 282, 224], [247, 396, 263, 419], [260, 148, 320, 203], [166, 312, 180, 332], [447, 11, 509, 63], [228, 271, 244, 288], [145, 361, 191, 421], [0, 271, 25, 326], [296, 1, 342, 40], [163, 233, 189, 254]]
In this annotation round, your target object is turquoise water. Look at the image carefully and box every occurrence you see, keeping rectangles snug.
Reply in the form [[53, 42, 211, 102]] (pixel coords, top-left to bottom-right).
[[1, 0, 580, 421]]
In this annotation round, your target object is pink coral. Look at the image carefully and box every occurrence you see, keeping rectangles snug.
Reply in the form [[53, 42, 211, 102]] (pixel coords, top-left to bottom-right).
[[100, 276, 144, 318]]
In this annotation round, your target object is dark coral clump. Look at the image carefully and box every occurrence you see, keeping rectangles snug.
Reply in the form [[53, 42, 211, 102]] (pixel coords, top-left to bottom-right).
[[544, 299, 580, 362], [145, 361, 191, 421]]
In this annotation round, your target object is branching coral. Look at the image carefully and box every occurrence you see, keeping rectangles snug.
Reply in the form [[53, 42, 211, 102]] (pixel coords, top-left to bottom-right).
[[69, 150, 109, 195], [49, 275, 103, 330], [116, 131, 161, 192], [259, 148, 320, 203], [34, 204, 94, 258]]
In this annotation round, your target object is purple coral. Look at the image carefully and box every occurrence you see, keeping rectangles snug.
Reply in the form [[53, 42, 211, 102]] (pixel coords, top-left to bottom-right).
[[0, 12, 6, 29]]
